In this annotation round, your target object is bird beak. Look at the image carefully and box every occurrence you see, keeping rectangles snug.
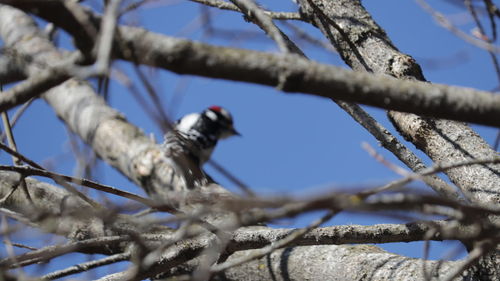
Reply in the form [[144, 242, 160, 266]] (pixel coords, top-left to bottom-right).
[[231, 127, 241, 136]]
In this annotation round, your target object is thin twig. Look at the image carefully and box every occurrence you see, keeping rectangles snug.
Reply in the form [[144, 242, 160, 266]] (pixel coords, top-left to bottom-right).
[[3, 241, 37, 251], [0, 98, 35, 143], [362, 142, 411, 176], [0, 141, 43, 169], [0, 208, 37, 229], [340, 118, 461, 202], [42, 252, 130, 280], [228, 0, 299, 54], [416, 0, 500, 53], [0, 141, 100, 209], [207, 159, 254, 197], [132, 65, 173, 132], [483, 0, 497, 41], [70, 0, 122, 78], [465, 0, 500, 87], [0, 83, 34, 205], [1, 112, 20, 165], [188, 0, 303, 20], [0, 139, 166, 210], [0, 165, 161, 210], [95, 0, 122, 74], [111, 67, 167, 131], [1, 215, 26, 278], [281, 21, 338, 53], [359, 156, 500, 198], [0, 236, 129, 268]]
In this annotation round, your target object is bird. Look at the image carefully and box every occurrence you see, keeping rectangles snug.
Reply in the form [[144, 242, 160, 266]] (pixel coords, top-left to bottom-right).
[[162, 106, 240, 189], [172, 105, 240, 165]]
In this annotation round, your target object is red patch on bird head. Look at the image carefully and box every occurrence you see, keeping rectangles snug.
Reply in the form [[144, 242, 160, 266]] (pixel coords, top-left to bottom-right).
[[209, 105, 222, 112]]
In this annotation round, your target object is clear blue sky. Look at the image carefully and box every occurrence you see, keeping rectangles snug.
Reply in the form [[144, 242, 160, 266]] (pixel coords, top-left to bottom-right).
[[3, 0, 499, 278]]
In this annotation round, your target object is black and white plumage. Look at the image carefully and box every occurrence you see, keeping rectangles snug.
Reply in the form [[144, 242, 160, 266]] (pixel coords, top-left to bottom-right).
[[174, 105, 240, 165], [162, 106, 239, 188]]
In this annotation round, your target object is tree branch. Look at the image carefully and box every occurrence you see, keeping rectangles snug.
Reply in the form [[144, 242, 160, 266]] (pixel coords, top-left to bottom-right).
[[0, 3, 496, 280], [296, 0, 500, 220], [188, 0, 304, 20], [3, 2, 500, 127], [41, 252, 130, 280]]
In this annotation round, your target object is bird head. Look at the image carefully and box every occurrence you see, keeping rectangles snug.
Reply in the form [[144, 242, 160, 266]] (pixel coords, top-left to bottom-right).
[[202, 105, 240, 139]]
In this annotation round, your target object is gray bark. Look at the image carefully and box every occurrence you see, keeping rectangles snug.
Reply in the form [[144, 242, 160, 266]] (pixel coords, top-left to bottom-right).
[[296, 0, 500, 207], [0, 1, 497, 280], [1, 1, 500, 127], [297, 0, 500, 279]]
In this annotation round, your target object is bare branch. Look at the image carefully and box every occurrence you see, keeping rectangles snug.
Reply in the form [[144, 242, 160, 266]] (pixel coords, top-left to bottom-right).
[[0, 3, 461, 204], [211, 211, 335, 274], [295, 0, 500, 221], [0, 236, 128, 269], [0, 4, 235, 222], [95, 0, 121, 73], [74, 0, 123, 78], [229, 220, 480, 250], [0, 98, 35, 142], [42, 252, 130, 280], [358, 147, 500, 201], [336, 101, 462, 202], [0, 165, 159, 209], [0, 2, 497, 280], [417, 0, 500, 53], [362, 142, 412, 177], [0, 67, 70, 113], [188, 0, 303, 20], [227, 0, 292, 53], [5, 2, 500, 127], [111, 28, 500, 128]]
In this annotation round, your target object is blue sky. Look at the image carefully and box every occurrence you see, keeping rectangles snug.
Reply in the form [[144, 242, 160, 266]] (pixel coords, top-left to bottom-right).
[[2, 0, 499, 278]]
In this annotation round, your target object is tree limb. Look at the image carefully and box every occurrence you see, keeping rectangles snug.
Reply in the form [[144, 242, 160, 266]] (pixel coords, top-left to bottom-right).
[[3, 2, 500, 127]]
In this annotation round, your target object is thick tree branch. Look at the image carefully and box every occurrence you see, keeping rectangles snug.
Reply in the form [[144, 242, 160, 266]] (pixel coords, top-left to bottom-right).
[[59, 30, 500, 129], [295, 0, 500, 278], [0, 67, 70, 113], [0, 23, 460, 202], [211, 245, 462, 281], [0, 52, 27, 84], [229, 220, 476, 250], [204, 0, 459, 201], [0, 5, 231, 211], [3, 2, 500, 128], [0, 3, 496, 280], [0, 165, 483, 280], [336, 101, 461, 201], [0, 171, 156, 247], [296, 0, 500, 208]]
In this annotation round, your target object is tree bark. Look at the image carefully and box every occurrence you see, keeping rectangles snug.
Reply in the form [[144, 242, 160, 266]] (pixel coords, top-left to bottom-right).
[[297, 0, 500, 279], [0, 1, 497, 280]]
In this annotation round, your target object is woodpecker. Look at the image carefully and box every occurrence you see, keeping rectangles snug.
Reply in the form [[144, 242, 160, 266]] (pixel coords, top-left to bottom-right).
[[162, 106, 240, 188], [174, 105, 239, 165]]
